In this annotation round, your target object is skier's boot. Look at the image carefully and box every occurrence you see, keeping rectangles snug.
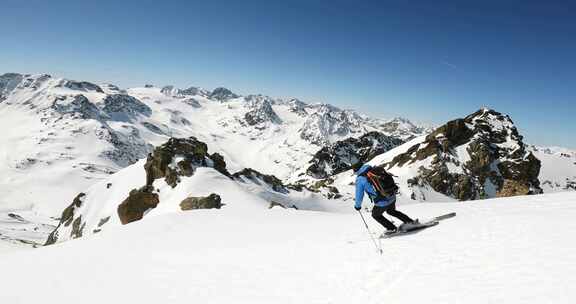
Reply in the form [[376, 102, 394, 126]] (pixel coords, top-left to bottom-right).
[[399, 219, 420, 232], [381, 228, 398, 237]]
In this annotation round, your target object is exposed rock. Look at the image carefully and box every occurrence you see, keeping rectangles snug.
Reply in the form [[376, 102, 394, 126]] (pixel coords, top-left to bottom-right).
[[102, 94, 152, 119], [233, 168, 288, 193], [306, 131, 404, 179], [96, 125, 152, 167], [142, 122, 168, 135], [180, 86, 209, 97], [310, 178, 343, 199], [101, 83, 123, 94], [387, 108, 542, 201], [244, 95, 282, 125], [0, 73, 24, 101], [285, 98, 308, 116], [299, 104, 367, 145], [209, 87, 239, 102], [60, 80, 104, 93], [268, 201, 286, 209], [51, 95, 103, 120], [160, 85, 179, 96], [210, 153, 230, 177], [180, 193, 222, 210], [71, 216, 85, 239], [144, 137, 230, 188], [117, 187, 160, 225], [497, 179, 531, 197], [97, 216, 111, 228], [182, 98, 202, 108], [45, 193, 86, 245]]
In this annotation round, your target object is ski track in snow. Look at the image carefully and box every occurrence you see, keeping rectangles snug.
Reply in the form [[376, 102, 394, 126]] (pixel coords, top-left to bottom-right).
[[0, 192, 575, 303]]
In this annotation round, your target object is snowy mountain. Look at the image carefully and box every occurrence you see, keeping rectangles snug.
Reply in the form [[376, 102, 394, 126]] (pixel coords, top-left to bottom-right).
[[325, 108, 575, 203], [382, 108, 542, 201], [302, 131, 404, 180], [2, 72, 575, 248], [1, 72, 429, 245], [0, 72, 428, 211], [529, 145, 576, 192]]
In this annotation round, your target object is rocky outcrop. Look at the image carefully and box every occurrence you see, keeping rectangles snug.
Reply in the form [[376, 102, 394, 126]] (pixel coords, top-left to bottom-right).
[[244, 95, 282, 126], [286, 178, 342, 200], [59, 80, 104, 93], [117, 186, 160, 225], [45, 193, 86, 245], [180, 193, 222, 210], [0, 73, 24, 101], [379, 117, 429, 139], [102, 94, 152, 119], [298, 104, 382, 145], [160, 85, 179, 96], [96, 124, 152, 167], [388, 108, 542, 201], [51, 95, 103, 120], [285, 98, 308, 116], [497, 180, 531, 197], [180, 86, 209, 97], [144, 137, 231, 188], [209, 87, 239, 102], [306, 131, 404, 179], [233, 168, 288, 193]]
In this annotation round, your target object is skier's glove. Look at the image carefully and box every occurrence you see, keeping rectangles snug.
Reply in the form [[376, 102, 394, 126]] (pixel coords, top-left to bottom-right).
[[354, 206, 361, 211]]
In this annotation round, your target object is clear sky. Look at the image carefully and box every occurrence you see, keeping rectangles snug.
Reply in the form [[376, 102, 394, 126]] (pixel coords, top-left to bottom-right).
[[1, 0, 575, 148]]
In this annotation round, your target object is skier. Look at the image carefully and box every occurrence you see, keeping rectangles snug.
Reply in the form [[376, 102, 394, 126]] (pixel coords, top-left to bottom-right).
[[353, 163, 417, 236]]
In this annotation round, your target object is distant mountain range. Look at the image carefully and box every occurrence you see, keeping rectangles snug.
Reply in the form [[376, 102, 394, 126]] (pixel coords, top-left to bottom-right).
[[0, 72, 574, 246]]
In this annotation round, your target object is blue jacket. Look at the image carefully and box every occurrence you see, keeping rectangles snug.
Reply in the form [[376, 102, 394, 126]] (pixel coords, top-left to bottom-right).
[[355, 164, 395, 209]]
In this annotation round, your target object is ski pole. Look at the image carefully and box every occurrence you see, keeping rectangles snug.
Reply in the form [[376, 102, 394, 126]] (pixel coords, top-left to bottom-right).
[[357, 210, 383, 255]]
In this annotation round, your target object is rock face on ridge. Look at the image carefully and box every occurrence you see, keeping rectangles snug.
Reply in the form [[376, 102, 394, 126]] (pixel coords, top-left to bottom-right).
[[386, 108, 542, 201], [233, 168, 288, 193], [117, 187, 160, 224], [144, 137, 231, 188], [45, 193, 87, 245], [180, 194, 222, 211], [102, 94, 152, 119], [306, 131, 404, 179], [244, 95, 282, 126], [209, 87, 239, 102]]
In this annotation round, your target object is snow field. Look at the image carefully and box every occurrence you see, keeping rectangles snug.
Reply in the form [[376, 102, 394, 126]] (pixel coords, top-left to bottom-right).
[[0, 192, 575, 303]]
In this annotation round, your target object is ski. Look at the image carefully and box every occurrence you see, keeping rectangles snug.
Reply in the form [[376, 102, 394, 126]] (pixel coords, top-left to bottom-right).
[[380, 221, 439, 238], [433, 212, 456, 221], [377, 213, 455, 239]]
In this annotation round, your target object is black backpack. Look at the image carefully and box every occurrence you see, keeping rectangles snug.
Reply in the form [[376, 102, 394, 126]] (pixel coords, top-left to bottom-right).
[[365, 166, 399, 198]]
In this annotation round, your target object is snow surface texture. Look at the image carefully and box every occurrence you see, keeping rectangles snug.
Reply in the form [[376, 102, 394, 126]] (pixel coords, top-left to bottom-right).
[[1, 192, 575, 303]]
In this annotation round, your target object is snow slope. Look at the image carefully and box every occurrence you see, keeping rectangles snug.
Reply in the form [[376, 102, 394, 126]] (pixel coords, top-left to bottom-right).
[[529, 145, 576, 192], [1, 192, 575, 303]]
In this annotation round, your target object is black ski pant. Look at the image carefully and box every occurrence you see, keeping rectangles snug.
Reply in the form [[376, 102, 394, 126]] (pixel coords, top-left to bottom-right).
[[371, 201, 414, 230]]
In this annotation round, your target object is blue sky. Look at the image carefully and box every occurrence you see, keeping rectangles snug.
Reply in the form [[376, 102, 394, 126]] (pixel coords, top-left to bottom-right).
[[1, 0, 575, 148]]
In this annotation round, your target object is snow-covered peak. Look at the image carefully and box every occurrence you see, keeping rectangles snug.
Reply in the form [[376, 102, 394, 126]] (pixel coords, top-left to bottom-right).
[[244, 94, 282, 126], [209, 87, 240, 102], [365, 108, 542, 202]]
